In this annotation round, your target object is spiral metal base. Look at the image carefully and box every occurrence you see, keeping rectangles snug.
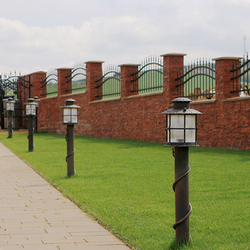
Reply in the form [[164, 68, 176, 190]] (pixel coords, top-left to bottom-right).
[[65, 125, 75, 177], [172, 165, 192, 230], [27, 116, 34, 152]]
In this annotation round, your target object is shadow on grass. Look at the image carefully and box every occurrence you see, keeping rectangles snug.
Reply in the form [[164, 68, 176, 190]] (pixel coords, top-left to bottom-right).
[[190, 146, 250, 160], [165, 238, 192, 250]]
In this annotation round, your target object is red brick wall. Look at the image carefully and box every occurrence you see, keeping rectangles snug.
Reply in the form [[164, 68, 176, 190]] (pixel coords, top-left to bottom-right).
[[20, 54, 250, 150]]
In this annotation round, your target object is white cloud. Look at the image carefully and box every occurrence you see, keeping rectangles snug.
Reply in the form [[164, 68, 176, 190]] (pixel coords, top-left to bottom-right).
[[1, 0, 250, 75]]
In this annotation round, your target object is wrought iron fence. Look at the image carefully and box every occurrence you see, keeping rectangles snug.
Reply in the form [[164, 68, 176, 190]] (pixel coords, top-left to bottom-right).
[[0, 72, 19, 97], [231, 55, 250, 97], [132, 55, 163, 94], [175, 59, 215, 100], [41, 69, 58, 97], [0, 72, 27, 130], [66, 62, 86, 93], [95, 65, 120, 99]]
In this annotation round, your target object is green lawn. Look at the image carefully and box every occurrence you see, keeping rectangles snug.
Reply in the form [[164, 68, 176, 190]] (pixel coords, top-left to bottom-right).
[[0, 133, 249, 250]]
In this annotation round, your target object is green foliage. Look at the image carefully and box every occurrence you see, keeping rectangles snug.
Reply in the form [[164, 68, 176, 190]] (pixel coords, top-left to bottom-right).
[[0, 133, 249, 250]]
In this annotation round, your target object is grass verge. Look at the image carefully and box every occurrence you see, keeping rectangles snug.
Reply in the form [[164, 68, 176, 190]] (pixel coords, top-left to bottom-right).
[[0, 132, 249, 250]]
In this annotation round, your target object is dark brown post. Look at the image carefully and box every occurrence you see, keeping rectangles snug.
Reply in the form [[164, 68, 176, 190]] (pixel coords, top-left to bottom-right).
[[119, 64, 140, 99], [161, 53, 186, 105], [213, 57, 243, 100], [174, 147, 190, 244], [85, 61, 104, 102], [57, 68, 72, 96], [66, 124, 75, 177]]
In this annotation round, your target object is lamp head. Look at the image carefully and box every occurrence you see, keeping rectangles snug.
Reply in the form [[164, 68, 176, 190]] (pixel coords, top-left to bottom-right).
[[60, 99, 80, 125], [162, 98, 202, 147]]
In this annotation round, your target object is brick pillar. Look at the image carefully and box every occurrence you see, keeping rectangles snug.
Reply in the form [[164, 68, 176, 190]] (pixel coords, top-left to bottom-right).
[[57, 68, 72, 96], [161, 53, 186, 105], [213, 57, 242, 100], [30, 71, 47, 98], [85, 61, 104, 102], [119, 64, 140, 99]]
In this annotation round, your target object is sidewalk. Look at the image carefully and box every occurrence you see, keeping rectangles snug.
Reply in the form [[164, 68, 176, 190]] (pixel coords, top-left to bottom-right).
[[0, 142, 130, 250]]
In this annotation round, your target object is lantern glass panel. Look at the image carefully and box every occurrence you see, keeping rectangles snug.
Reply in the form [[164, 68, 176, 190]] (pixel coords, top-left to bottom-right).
[[71, 108, 78, 124], [6, 102, 14, 111], [168, 115, 184, 143], [63, 108, 71, 124], [185, 115, 196, 143], [26, 103, 36, 115], [168, 114, 196, 143]]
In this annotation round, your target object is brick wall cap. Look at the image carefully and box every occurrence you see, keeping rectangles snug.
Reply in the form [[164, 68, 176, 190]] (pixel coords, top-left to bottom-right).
[[221, 96, 250, 102], [24, 71, 47, 76], [160, 53, 187, 57], [212, 56, 243, 61], [84, 61, 104, 64], [118, 64, 140, 67], [56, 68, 72, 70]]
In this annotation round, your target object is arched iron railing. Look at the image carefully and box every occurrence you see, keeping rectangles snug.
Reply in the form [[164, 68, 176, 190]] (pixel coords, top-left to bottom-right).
[[175, 59, 215, 100], [66, 62, 86, 93], [41, 69, 58, 96], [95, 65, 120, 99], [132, 55, 163, 94], [231, 55, 250, 97]]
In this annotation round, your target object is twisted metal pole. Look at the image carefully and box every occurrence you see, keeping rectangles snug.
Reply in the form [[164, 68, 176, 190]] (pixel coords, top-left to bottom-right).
[[173, 146, 192, 244], [66, 125, 75, 177], [28, 116, 34, 152], [8, 111, 13, 138]]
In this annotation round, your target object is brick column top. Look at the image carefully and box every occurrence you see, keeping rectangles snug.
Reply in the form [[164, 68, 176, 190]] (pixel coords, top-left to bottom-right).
[[161, 53, 187, 57], [119, 64, 140, 99], [57, 68, 72, 96], [85, 61, 104, 64], [118, 64, 140, 67], [56, 68, 72, 70], [213, 56, 243, 100], [27, 71, 46, 75], [213, 57, 243, 61]]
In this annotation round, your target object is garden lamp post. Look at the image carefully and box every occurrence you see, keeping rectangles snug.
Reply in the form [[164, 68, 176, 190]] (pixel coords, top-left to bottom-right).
[[162, 97, 202, 245], [34, 96, 40, 133], [25, 98, 37, 152], [6, 97, 15, 138], [60, 99, 80, 177]]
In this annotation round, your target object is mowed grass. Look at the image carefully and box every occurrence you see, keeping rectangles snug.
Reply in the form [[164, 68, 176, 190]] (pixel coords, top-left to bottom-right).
[[0, 133, 249, 250]]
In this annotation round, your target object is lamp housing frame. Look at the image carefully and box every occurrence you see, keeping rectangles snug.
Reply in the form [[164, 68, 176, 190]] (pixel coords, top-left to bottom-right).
[[60, 99, 80, 125], [162, 98, 202, 147], [6, 98, 15, 112], [25, 98, 37, 116]]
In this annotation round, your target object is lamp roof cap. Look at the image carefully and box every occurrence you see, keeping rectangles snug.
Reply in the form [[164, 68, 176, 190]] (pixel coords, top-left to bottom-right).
[[60, 99, 81, 109], [171, 97, 192, 103]]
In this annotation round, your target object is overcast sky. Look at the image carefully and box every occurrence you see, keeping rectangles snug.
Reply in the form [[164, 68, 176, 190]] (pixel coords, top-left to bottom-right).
[[1, 0, 250, 75]]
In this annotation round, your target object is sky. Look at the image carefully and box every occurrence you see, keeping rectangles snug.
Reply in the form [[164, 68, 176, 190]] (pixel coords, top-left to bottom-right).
[[1, 0, 250, 76]]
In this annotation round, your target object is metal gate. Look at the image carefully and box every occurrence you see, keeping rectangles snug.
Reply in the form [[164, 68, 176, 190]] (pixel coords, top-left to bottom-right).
[[0, 73, 30, 130]]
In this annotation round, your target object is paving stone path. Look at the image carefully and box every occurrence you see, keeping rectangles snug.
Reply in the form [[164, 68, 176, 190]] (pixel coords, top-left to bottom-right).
[[0, 142, 130, 250]]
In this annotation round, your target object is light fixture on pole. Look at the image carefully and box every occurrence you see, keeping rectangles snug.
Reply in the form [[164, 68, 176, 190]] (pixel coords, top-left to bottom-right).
[[60, 99, 80, 177], [33, 96, 40, 133], [162, 97, 202, 245], [6, 97, 15, 138], [25, 98, 37, 152]]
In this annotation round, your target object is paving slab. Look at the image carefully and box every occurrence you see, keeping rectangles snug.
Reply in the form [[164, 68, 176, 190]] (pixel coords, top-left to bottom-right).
[[0, 142, 130, 250]]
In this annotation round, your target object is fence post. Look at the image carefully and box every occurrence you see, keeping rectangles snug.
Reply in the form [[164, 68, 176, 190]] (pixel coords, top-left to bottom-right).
[[57, 68, 72, 96], [213, 57, 243, 100], [161, 53, 186, 105], [85, 61, 104, 102], [119, 64, 140, 99]]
